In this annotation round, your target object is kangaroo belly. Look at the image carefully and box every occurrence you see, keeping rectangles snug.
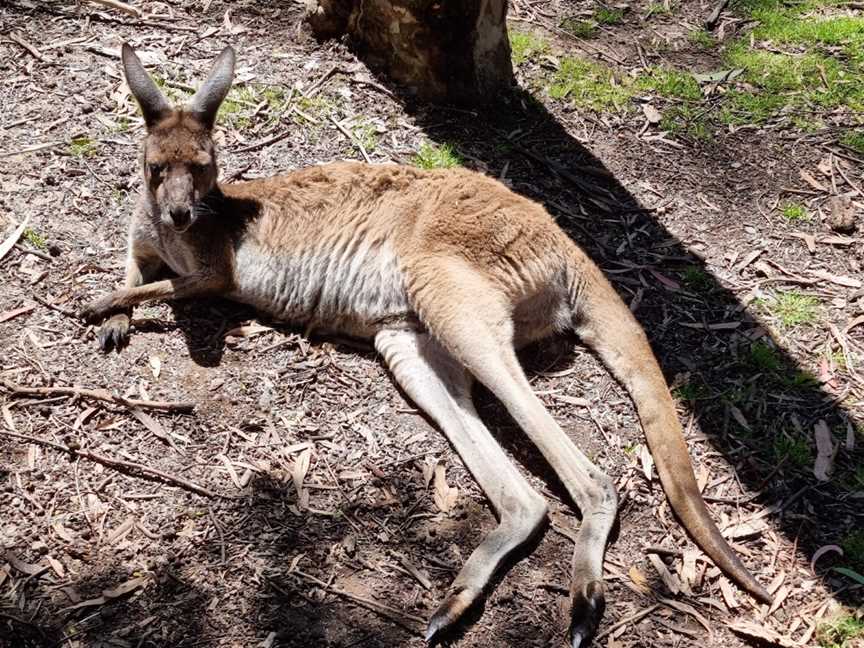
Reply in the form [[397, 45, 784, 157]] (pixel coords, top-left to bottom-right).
[[231, 239, 412, 338]]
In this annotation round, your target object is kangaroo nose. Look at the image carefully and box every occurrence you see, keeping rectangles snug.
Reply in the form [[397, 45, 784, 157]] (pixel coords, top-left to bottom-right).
[[170, 207, 191, 228]]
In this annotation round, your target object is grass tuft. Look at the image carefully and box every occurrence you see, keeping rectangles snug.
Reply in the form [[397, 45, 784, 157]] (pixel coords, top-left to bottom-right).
[[595, 7, 625, 24], [413, 141, 461, 169], [841, 529, 864, 572], [561, 17, 597, 38], [68, 137, 98, 158], [772, 434, 812, 467], [840, 130, 864, 156], [762, 291, 820, 328], [816, 612, 864, 648], [549, 57, 632, 110], [22, 228, 47, 251], [749, 341, 783, 372], [781, 201, 811, 221], [688, 30, 717, 48], [509, 30, 549, 65]]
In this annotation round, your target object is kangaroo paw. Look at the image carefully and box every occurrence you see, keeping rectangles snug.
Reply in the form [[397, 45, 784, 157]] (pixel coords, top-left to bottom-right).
[[569, 580, 605, 648], [97, 313, 131, 352], [425, 585, 482, 644]]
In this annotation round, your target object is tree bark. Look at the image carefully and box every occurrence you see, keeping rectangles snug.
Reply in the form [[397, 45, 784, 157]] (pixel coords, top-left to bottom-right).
[[305, 0, 513, 104]]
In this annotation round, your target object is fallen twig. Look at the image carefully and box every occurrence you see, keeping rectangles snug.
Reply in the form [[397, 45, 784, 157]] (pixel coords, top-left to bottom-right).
[[0, 142, 64, 158], [86, 0, 142, 17], [8, 33, 47, 62], [287, 570, 426, 634], [235, 129, 293, 154], [329, 116, 372, 164], [0, 215, 31, 265], [0, 379, 195, 413], [595, 603, 661, 640], [704, 0, 730, 30], [0, 430, 215, 498], [31, 294, 80, 320]]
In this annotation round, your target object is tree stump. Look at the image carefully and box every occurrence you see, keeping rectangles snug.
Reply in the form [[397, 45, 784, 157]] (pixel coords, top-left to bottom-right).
[[305, 0, 513, 104]]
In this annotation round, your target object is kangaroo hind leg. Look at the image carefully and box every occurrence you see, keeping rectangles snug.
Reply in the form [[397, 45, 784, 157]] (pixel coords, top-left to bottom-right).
[[407, 258, 617, 648], [375, 328, 548, 642]]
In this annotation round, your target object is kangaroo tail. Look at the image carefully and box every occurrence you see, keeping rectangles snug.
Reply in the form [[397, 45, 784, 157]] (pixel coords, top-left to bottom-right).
[[570, 260, 771, 604]]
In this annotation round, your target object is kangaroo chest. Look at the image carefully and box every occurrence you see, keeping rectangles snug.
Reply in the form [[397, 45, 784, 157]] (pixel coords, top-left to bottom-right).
[[230, 237, 412, 338]]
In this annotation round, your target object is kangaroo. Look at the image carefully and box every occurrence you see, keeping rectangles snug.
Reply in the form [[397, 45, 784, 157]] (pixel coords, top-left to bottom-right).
[[81, 44, 771, 646]]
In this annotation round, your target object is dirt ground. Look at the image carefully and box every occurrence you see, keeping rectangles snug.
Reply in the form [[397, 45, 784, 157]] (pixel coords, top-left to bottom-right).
[[1, 1, 863, 647]]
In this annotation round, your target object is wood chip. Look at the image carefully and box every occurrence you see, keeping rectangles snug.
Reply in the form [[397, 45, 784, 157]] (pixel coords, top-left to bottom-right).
[[628, 565, 652, 594], [433, 460, 459, 514], [766, 584, 790, 616], [718, 577, 739, 609], [799, 169, 827, 192], [4, 552, 44, 575], [0, 304, 35, 323], [225, 323, 274, 338], [106, 516, 136, 545], [1, 406, 15, 432], [87, 0, 142, 17], [649, 554, 681, 594], [398, 555, 432, 590], [812, 419, 837, 481], [550, 393, 591, 407], [660, 599, 712, 635], [103, 576, 147, 599], [728, 621, 797, 647], [0, 215, 31, 264], [46, 555, 65, 578], [810, 269, 862, 288], [217, 453, 242, 489]]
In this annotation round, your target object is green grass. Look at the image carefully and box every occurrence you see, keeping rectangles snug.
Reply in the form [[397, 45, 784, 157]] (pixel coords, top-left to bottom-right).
[[840, 130, 864, 155], [761, 291, 820, 328], [219, 84, 293, 129], [817, 612, 864, 648], [21, 228, 46, 251], [748, 341, 783, 372], [719, 1, 864, 124], [595, 7, 625, 24], [352, 121, 379, 153], [293, 95, 333, 121], [772, 434, 812, 467], [560, 7, 624, 38], [781, 201, 811, 221], [549, 57, 632, 110], [522, 0, 864, 131], [681, 266, 713, 292], [413, 141, 462, 169], [646, 2, 673, 17], [561, 17, 597, 38], [68, 137, 98, 158], [688, 30, 716, 48], [509, 30, 549, 65], [637, 67, 703, 101], [841, 529, 864, 571], [742, 341, 818, 393], [672, 381, 709, 401]]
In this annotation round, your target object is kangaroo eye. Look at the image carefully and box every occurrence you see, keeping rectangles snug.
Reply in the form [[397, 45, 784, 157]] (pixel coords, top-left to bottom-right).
[[148, 163, 164, 176]]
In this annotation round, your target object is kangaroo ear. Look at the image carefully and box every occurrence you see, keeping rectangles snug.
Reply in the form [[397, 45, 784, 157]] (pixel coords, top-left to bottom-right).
[[121, 43, 171, 129], [188, 46, 235, 129]]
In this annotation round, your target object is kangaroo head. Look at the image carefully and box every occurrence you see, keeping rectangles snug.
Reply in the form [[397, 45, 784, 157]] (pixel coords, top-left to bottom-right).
[[121, 43, 235, 232]]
